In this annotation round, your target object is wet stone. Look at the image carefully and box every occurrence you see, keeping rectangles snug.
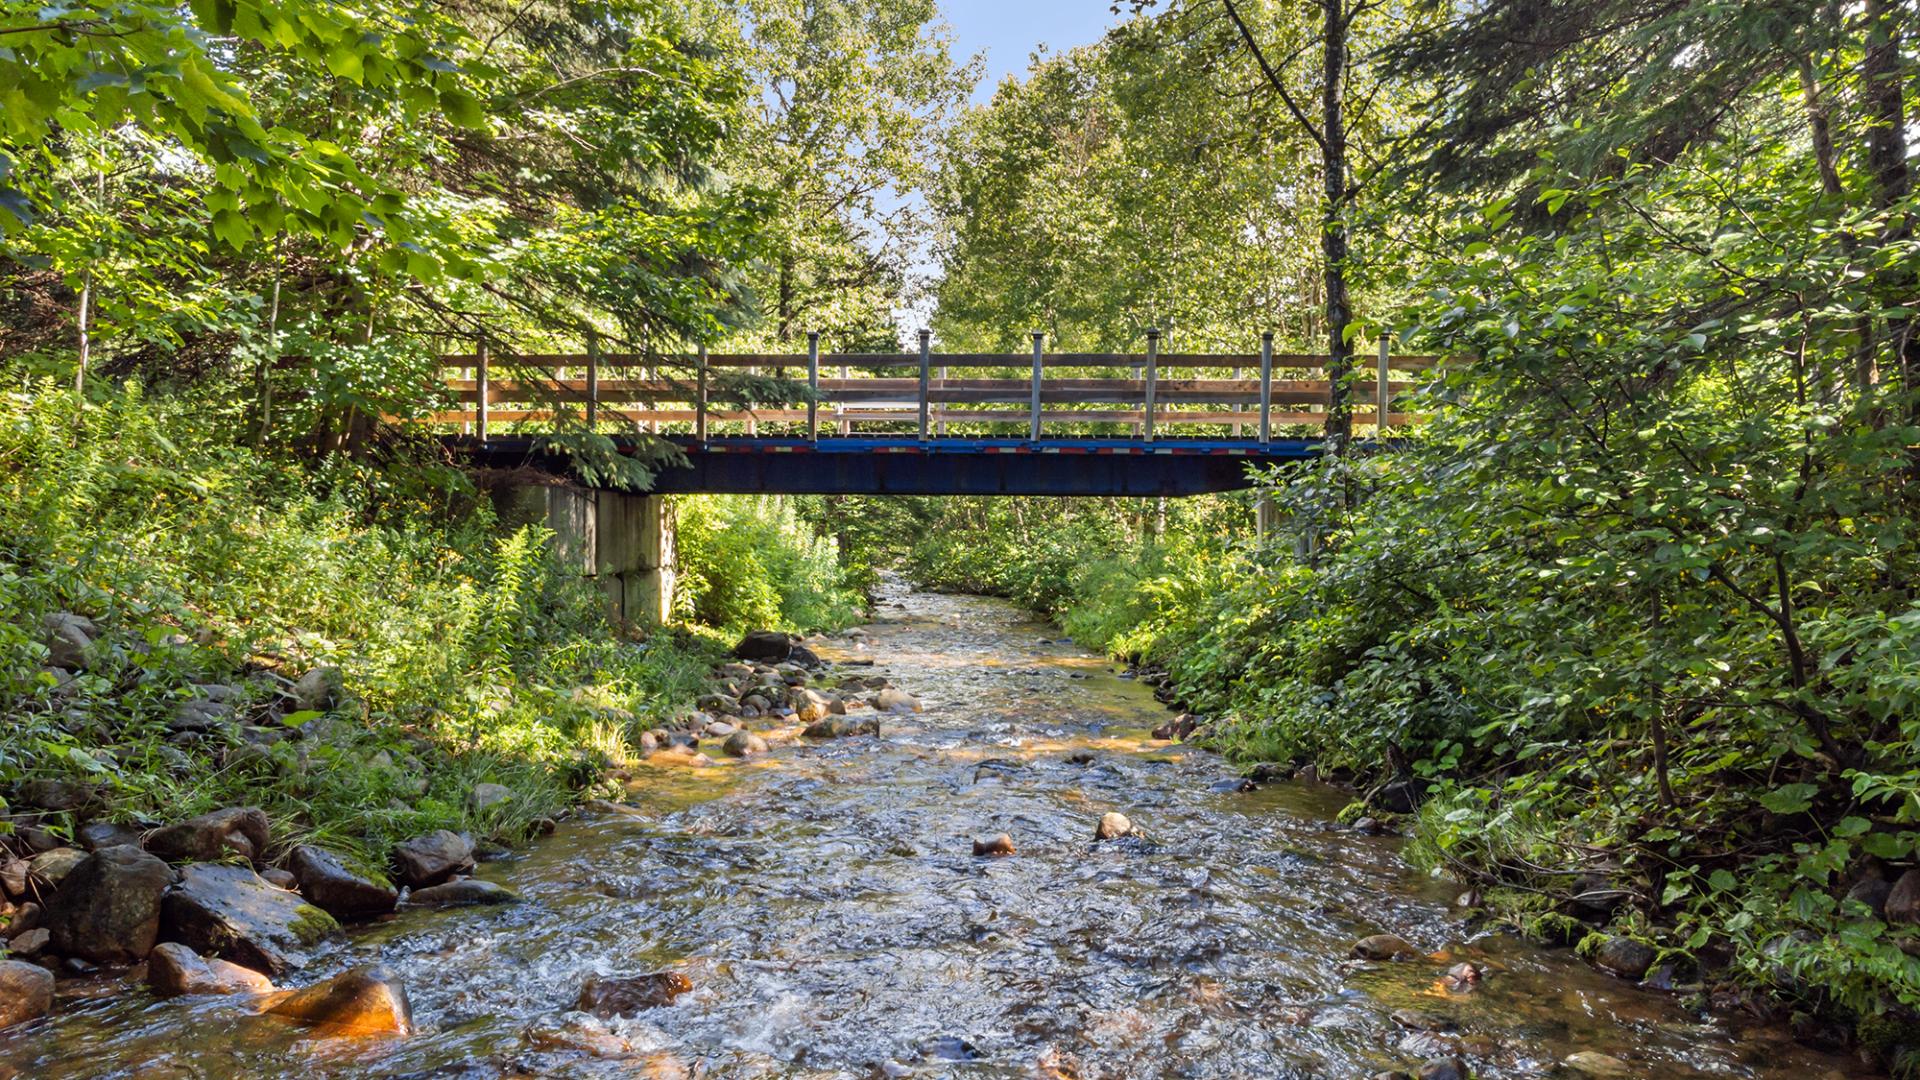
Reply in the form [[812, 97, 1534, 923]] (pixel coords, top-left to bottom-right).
[[45, 844, 174, 965], [287, 845, 397, 920], [146, 941, 275, 998], [723, 730, 770, 757], [1563, 1051, 1634, 1077], [77, 821, 146, 852], [265, 964, 413, 1036], [405, 878, 520, 906], [1351, 934, 1419, 961], [1094, 812, 1133, 840], [1416, 1058, 1471, 1080], [574, 971, 693, 1018], [391, 830, 475, 889], [1592, 936, 1658, 980], [161, 863, 339, 977], [1391, 1007, 1456, 1032], [0, 959, 53, 1029], [973, 833, 1016, 857]]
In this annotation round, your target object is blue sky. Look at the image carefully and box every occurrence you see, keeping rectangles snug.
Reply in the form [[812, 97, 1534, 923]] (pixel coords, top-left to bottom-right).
[[940, 1, 1123, 103]]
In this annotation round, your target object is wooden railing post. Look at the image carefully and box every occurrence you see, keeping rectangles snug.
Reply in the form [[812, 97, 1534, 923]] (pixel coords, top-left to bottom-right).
[[937, 361, 948, 436], [807, 331, 820, 442], [1143, 328, 1160, 442], [1259, 331, 1273, 444], [1029, 331, 1045, 441], [918, 329, 932, 441], [695, 344, 709, 444], [584, 327, 600, 429], [1376, 332, 1391, 433], [476, 341, 490, 442]]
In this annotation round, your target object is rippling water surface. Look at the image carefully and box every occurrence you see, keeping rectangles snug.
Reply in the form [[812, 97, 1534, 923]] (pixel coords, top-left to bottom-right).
[[0, 583, 1867, 1078]]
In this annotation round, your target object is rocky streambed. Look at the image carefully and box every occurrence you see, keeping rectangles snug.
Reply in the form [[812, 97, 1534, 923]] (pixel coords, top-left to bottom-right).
[[0, 584, 1877, 1078]]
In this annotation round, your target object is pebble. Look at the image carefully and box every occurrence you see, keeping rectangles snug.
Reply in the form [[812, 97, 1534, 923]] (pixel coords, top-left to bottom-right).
[[972, 834, 1016, 857]]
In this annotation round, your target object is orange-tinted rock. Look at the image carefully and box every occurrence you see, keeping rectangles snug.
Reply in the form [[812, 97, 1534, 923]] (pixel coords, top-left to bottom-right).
[[0, 960, 52, 1029], [264, 965, 413, 1036], [972, 833, 1015, 857]]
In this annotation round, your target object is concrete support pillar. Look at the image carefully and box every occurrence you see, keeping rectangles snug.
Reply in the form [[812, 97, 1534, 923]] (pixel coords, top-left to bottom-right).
[[490, 482, 677, 627]]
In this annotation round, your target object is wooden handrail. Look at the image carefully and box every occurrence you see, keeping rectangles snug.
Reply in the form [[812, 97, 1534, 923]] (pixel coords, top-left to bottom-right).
[[414, 337, 1450, 443]]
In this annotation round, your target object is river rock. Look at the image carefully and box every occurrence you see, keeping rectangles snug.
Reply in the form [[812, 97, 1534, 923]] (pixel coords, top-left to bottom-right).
[[289, 666, 342, 712], [696, 693, 741, 716], [732, 631, 793, 662], [788, 643, 822, 668], [1417, 1059, 1470, 1080], [717, 662, 755, 683], [1443, 962, 1484, 991], [705, 720, 738, 738], [391, 831, 475, 889], [1391, 1007, 1455, 1032], [406, 878, 519, 906], [77, 821, 146, 852], [1095, 812, 1133, 840], [162, 863, 339, 976], [723, 731, 769, 757], [145, 807, 271, 864], [1846, 875, 1893, 919], [6, 903, 39, 938], [1562, 1051, 1633, 1077], [468, 783, 514, 813], [45, 844, 174, 964], [28, 847, 87, 889], [1351, 934, 1419, 961], [146, 941, 275, 998], [0, 960, 53, 1029], [803, 717, 879, 739], [574, 971, 693, 1017], [793, 688, 834, 724], [1592, 936, 1657, 980], [8, 928, 46, 956], [17, 778, 101, 814], [869, 688, 921, 713], [265, 964, 413, 1036], [973, 833, 1016, 857], [0, 860, 25, 900], [42, 612, 95, 670], [260, 867, 298, 890], [170, 698, 235, 734], [287, 846, 398, 920], [1886, 869, 1920, 924]]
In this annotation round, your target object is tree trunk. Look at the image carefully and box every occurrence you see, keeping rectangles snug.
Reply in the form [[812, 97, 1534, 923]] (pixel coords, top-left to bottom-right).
[[1320, 0, 1353, 449], [1862, 0, 1914, 409]]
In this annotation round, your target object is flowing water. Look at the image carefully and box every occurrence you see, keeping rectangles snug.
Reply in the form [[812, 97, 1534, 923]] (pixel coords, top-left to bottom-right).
[[0, 584, 1868, 1078]]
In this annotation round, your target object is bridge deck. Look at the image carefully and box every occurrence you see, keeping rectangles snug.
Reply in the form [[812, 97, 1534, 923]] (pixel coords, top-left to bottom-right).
[[450, 435, 1321, 496]]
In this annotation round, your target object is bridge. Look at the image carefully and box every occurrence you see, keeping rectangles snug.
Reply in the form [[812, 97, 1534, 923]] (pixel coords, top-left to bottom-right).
[[423, 331, 1436, 497], [414, 331, 1438, 625]]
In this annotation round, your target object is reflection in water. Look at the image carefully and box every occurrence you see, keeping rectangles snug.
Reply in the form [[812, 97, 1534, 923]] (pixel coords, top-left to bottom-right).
[[0, 583, 1862, 1078]]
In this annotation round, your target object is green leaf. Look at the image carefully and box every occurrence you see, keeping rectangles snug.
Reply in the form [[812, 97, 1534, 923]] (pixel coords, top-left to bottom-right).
[[1758, 783, 1819, 815]]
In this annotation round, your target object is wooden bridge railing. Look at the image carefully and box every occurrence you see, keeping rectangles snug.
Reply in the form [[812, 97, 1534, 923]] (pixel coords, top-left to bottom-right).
[[420, 331, 1440, 442]]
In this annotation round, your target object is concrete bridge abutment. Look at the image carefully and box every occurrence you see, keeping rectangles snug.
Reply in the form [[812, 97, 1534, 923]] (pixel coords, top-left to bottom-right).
[[492, 483, 676, 627]]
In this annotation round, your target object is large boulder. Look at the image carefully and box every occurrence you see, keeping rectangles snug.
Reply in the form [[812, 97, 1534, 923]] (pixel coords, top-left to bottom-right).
[[145, 807, 271, 864], [264, 965, 413, 1036], [0, 960, 53, 1029], [391, 831, 475, 889], [286, 846, 398, 920], [731, 631, 793, 663], [45, 844, 175, 965], [162, 863, 339, 977], [146, 941, 275, 998]]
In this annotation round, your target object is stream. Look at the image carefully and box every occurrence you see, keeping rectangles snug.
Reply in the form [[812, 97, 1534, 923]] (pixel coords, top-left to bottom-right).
[[0, 582, 1868, 1078]]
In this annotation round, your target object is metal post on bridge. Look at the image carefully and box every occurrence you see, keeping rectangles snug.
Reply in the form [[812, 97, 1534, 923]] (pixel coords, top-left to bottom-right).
[[1029, 331, 1044, 441], [695, 344, 709, 445], [1376, 333, 1391, 433], [584, 327, 600, 430], [807, 331, 821, 442], [476, 340, 489, 444], [1259, 331, 1273, 445], [1143, 328, 1160, 443], [918, 329, 932, 441]]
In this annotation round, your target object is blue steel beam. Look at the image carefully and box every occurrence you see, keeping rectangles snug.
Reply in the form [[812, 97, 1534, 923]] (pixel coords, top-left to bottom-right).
[[446, 436, 1322, 496]]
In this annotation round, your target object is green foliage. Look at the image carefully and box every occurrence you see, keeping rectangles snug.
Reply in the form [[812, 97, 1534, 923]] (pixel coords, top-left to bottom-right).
[[0, 385, 719, 860], [673, 494, 865, 632]]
